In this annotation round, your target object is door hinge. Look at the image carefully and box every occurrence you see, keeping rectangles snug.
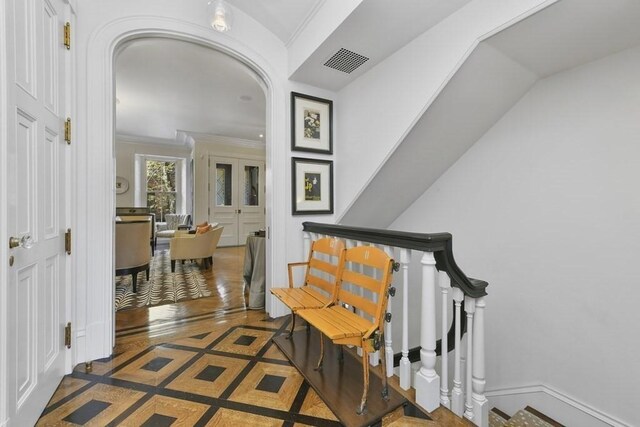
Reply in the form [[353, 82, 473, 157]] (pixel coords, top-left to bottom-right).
[[64, 22, 71, 50], [64, 118, 71, 144], [64, 322, 71, 348], [208, 207, 211, 215], [65, 228, 71, 255]]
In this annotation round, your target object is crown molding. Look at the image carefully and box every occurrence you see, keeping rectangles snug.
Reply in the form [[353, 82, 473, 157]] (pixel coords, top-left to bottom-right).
[[115, 133, 184, 147], [285, 0, 327, 48], [185, 130, 265, 150]]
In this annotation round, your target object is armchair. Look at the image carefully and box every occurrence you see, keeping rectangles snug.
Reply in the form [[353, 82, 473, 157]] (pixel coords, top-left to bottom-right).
[[156, 214, 191, 239], [170, 225, 223, 272], [115, 220, 152, 293], [115, 209, 156, 253]]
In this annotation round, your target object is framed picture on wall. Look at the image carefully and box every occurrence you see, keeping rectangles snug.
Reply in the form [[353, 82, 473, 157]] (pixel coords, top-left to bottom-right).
[[291, 92, 333, 154], [291, 157, 333, 215]]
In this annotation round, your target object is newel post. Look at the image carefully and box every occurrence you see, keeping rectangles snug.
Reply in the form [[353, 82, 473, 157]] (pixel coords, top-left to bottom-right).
[[415, 251, 440, 412]]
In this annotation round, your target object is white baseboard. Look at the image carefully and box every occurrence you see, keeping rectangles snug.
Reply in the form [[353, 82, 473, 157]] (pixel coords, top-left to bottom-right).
[[486, 384, 630, 427]]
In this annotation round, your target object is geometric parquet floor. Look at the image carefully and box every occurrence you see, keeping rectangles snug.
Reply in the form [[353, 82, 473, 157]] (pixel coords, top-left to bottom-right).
[[37, 312, 435, 426], [36, 247, 446, 426]]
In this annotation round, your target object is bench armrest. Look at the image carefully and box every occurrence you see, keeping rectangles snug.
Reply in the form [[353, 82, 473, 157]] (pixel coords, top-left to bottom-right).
[[287, 262, 309, 288]]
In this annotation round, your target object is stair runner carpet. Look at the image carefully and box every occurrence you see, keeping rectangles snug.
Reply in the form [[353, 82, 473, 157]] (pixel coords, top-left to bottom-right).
[[490, 406, 565, 427], [114, 249, 210, 311]]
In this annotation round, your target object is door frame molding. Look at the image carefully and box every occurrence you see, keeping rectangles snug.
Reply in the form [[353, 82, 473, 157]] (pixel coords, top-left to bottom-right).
[[78, 16, 286, 364], [0, 0, 9, 423]]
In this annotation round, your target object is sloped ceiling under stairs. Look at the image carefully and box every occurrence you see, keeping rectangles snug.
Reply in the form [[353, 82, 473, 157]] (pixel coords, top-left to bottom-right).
[[339, 0, 640, 228]]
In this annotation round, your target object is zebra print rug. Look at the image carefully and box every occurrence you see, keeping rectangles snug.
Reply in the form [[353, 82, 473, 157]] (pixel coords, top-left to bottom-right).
[[115, 249, 211, 311]]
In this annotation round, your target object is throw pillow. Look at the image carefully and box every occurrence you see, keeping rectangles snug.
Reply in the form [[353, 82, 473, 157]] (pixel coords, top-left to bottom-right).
[[196, 224, 212, 234], [196, 221, 208, 228]]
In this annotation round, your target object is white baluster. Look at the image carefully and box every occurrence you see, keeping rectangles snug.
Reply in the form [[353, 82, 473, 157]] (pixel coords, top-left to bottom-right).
[[383, 245, 395, 377], [451, 287, 464, 416], [472, 297, 488, 427], [464, 296, 476, 421], [399, 248, 411, 389], [439, 271, 451, 408], [303, 231, 311, 262], [415, 251, 440, 412]]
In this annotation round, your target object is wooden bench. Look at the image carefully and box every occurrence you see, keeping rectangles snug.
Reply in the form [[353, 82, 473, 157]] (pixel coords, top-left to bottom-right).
[[297, 245, 396, 415], [270, 237, 346, 337]]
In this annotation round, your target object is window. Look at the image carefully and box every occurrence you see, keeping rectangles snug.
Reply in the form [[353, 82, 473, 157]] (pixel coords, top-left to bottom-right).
[[146, 160, 176, 222]]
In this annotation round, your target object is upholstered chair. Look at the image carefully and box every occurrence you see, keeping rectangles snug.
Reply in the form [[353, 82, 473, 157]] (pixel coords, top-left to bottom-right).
[[156, 213, 191, 239], [170, 225, 223, 272], [115, 220, 152, 293]]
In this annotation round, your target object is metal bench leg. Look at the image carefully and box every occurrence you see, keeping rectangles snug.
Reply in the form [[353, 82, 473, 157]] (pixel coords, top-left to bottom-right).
[[315, 334, 324, 370], [287, 313, 296, 339], [357, 349, 369, 415], [379, 332, 389, 400]]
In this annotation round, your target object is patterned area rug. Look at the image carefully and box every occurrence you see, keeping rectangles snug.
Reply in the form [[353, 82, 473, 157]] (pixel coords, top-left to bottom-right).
[[115, 250, 211, 311]]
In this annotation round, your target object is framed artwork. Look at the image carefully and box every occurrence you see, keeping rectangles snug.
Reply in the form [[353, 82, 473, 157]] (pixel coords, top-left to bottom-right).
[[291, 92, 333, 154], [291, 157, 333, 215]]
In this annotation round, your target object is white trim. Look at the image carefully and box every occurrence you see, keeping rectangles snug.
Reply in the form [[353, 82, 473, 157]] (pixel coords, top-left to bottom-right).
[[135, 154, 187, 215], [0, 0, 9, 423], [79, 16, 286, 364], [285, 0, 326, 48], [486, 383, 630, 427], [116, 133, 179, 146], [186, 130, 265, 149]]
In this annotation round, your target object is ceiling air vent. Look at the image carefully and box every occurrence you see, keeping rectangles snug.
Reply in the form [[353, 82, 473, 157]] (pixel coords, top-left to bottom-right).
[[323, 48, 370, 74]]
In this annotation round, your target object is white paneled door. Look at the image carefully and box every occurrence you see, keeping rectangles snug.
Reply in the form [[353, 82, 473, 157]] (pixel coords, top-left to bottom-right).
[[2, 0, 71, 425], [209, 157, 265, 246]]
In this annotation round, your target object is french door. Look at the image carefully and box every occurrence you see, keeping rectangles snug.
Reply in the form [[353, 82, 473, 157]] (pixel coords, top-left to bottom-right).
[[209, 156, 265, 246], [2, 0, 71, 425]]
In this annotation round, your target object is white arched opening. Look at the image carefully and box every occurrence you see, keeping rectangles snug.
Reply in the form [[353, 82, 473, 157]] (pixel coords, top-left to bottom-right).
[[76, 15, 288, 365]]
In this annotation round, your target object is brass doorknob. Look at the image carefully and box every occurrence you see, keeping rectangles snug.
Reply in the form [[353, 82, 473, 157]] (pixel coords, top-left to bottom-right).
[[9, 234, 33, 249]]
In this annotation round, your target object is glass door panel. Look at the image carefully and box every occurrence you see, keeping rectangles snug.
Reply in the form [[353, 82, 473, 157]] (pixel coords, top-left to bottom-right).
[[215, 162, 233, 207]]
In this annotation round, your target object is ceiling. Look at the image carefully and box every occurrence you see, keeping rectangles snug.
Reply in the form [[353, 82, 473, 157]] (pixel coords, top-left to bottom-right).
[[227, 0, 323, 45], [487, 0, 640, 78], [115, 38, 266, 143], [114, 1, 473, 144], [290, 0, 471, 91]]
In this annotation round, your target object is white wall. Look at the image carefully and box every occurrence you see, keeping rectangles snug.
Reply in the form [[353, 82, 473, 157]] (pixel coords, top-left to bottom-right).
[[115, 139, 191, 209], [335, 0, 556, 220], [392, 45, 640, 426]]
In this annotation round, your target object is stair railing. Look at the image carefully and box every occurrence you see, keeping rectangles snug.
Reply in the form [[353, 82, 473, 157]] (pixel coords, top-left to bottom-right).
[[300, 222, 489, 427]]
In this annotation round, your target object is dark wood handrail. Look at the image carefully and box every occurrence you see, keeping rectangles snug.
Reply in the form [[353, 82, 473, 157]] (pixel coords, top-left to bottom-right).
[[302, 222, 488, 298]]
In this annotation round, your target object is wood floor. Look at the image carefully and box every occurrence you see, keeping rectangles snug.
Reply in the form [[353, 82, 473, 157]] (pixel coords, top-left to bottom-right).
[[37, 246, 467, 426]]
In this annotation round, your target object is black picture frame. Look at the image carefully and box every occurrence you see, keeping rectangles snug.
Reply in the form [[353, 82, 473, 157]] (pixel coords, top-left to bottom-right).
[[291, 92, 333, 154], [291, 157, 334, 215]]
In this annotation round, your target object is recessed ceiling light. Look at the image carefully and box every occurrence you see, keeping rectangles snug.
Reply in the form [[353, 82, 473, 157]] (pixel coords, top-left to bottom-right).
[[239, 95, 252, 102], [259, 134, 264, 138]]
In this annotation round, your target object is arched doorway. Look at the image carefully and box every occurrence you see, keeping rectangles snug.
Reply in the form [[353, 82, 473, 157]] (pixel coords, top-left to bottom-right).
[[78, 17, 288, 366]]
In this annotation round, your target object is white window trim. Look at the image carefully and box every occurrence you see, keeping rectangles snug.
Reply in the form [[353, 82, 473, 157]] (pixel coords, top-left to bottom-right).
[[135, 154, 187, 215]]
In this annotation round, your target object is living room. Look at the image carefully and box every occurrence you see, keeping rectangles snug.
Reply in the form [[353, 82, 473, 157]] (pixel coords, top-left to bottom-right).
[[113, 37, 267, 316]]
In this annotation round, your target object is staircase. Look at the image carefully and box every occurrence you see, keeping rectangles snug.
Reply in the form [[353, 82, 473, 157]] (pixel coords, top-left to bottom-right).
[[490, 406, 564, 427]]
